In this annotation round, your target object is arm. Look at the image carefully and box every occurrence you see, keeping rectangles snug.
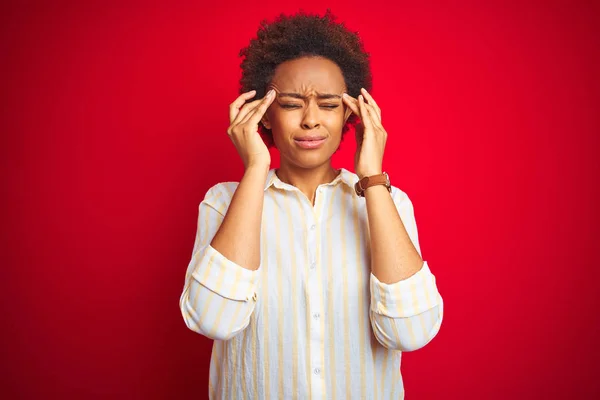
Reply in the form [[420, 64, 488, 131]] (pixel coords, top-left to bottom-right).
[[366, 186, 443, 351], [211, 165, 269, 271], [342, 89, 443, 351], [179, 166, 268, 341], [180, 89, 275, 341], [365, 184, 422, 283]]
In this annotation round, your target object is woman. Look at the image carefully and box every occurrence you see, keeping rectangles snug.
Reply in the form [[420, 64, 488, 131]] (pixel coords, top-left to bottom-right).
[[180, 10, 443, 399]]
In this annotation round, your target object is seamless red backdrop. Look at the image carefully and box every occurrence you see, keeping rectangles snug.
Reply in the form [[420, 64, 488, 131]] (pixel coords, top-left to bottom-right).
[[2, 0, 599, 398]]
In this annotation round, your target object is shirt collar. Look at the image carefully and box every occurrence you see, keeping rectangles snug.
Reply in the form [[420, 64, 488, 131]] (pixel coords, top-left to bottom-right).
[[264, 167, 358, 191]]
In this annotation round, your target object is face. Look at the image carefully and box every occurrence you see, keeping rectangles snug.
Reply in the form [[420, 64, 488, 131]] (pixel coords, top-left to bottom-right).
[[262, 56, 352, 170]]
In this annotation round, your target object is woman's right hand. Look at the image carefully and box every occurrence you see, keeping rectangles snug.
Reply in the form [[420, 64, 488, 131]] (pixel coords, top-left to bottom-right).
[[227, 89, 276, 169]]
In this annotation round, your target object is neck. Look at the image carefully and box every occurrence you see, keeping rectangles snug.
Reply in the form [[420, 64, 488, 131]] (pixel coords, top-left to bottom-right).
[[276, 159, 340, 205]]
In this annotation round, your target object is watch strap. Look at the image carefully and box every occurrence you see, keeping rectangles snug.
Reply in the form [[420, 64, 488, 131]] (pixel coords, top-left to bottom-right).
[[354, 172, 391, 197]]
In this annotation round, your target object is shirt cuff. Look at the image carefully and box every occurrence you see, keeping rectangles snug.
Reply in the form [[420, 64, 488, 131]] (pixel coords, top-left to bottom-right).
[[191, 244, 260, 302], [370, 261, 440, 318]]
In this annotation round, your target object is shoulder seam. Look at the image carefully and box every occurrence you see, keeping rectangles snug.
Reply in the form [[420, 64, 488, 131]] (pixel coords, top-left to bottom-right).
[[202, 181, 239, 217]]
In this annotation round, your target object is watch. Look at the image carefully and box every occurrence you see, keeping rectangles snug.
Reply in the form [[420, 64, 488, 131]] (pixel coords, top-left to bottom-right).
[[354, 172, 391, 197]]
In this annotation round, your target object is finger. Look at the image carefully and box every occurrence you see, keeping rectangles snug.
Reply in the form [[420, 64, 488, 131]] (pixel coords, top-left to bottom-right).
[[234, 91, 274, 130], [363, 102, 382, 126], [358, 94, 375, 132], [231, 98, 262, 126], [360, 88, 381, 121], [229, 90, 257, 123], [238, 92, 273, 126], [238, 106, 260, 127], [244, 89, 276, 126], [342, 93, 361, 116]]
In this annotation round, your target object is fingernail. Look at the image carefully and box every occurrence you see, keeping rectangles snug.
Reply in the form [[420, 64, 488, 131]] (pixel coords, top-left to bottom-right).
[[267, 89, 275, 96], [342, 93, 348, 98]]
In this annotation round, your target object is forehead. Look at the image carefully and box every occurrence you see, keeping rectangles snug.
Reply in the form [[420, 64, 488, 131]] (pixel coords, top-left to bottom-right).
[[270, 56, 346, 93]]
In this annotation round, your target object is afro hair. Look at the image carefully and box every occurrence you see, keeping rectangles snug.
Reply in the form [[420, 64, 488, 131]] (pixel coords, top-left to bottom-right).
[[238, 9, 372, 147]]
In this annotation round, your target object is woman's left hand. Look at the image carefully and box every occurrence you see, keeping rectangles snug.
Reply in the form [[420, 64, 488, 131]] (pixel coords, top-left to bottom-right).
[[342, 88, 387, 179]]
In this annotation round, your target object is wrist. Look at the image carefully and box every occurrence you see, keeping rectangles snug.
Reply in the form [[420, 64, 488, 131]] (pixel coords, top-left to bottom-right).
[[363, 184, 390, 196], [244, 163, 270, 185], [246, 161, 270, 173], [354, 171, 391, 197], [357, 169, 383, 180]]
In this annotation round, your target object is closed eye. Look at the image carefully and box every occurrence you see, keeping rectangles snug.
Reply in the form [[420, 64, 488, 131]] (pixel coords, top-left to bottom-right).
[[279, 104, 340, 109]]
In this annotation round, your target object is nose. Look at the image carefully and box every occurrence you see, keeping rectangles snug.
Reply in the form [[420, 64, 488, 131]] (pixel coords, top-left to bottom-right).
[[301, 102, 320, 130]]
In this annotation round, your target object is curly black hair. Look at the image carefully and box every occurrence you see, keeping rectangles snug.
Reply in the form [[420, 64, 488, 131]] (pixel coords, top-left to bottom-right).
[[238, 9, 372, 147]]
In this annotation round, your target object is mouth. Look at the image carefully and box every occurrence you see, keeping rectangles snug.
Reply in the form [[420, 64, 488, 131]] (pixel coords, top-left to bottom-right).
[[293, 135, 327, 149]]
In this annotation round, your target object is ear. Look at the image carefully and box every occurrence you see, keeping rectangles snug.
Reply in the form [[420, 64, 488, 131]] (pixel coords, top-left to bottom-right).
[[261, 113, 271, 130]]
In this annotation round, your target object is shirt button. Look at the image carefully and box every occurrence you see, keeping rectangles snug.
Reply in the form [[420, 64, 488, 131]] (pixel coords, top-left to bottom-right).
[[310, 224, 316, 230], [314, 368, 321, 375], [310, 262, 316, 269], [313, 313, 320, 319]]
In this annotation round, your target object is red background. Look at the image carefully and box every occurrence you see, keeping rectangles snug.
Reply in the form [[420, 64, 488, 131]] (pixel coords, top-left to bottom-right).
[[2, 0, 599, 398]]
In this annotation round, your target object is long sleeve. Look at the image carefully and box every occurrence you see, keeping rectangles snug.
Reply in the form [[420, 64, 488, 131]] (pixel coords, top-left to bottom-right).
[[179, 182, 261, 341], [369, 188, 444, 351]]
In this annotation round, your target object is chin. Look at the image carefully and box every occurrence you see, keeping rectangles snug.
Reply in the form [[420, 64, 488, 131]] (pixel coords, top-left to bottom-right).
[[286, 149, 335, 170]]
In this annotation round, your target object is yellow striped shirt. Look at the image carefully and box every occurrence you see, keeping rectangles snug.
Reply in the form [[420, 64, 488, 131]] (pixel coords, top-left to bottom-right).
[[180, 167, 443, 399]]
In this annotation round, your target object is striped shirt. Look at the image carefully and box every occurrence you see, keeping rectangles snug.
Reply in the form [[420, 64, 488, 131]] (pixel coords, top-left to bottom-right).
[[180, 167, 443, 399]]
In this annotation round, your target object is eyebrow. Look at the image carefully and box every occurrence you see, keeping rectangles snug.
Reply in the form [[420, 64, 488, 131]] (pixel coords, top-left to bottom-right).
[[277, 92, 342, 100]]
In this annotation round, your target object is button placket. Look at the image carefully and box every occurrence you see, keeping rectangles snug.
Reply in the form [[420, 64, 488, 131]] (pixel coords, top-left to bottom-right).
[[307, 188, 325, 394]]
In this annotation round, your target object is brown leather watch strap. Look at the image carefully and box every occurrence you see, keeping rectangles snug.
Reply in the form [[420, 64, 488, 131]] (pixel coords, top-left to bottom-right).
[[354, 172, 391, 197]]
